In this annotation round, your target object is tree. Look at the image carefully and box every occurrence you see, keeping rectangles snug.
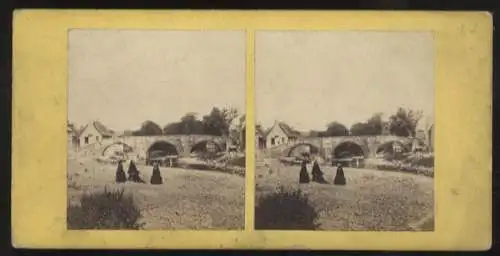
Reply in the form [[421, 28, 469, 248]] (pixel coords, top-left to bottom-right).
[[349, 113, 384, 136], [202, 107, 239, 136], [133, 121, 163, 136], [349, 122, 367, 136], [162, 122, 182, 134], [180, 113, 205, 134], [322, 122, 349, 137], [388, 108, 423, 137], [365, 113, 384, 135]]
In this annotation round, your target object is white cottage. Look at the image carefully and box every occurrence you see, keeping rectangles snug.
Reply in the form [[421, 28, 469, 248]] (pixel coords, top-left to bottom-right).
[[78, 121, 114, 147], [264, 121, 301, 148]]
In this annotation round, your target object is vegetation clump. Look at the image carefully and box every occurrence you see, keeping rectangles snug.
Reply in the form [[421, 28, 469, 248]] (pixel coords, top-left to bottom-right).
[[67, 187, 143, 229]]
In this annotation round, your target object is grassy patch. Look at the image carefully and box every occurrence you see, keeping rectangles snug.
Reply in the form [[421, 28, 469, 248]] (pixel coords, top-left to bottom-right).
[[255, 186, 319, 230], [67, 187, 143, 230]]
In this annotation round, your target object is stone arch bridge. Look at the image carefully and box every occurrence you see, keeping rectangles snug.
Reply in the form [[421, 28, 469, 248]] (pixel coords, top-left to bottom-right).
[[98, 135, 227, 160], [282, 135, 413, 160]]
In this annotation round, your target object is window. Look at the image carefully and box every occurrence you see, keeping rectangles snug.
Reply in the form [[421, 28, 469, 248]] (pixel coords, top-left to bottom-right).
[[96, 136, 100, 141], [84, 136, 89, 144], [271, 138, 275, 145]]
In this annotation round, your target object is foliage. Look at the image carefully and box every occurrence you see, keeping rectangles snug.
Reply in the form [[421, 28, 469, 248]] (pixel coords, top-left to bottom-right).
[[67, 187, 143, 229], [350, 113, 384, 136], [321, 122, 349, 137], [161, 107, 240, 137], [388, 108, 423, 137], [227, 156, 245, 167], [162, 113, 206, 134], [202, 107, 239, 136], [132, 120, 163, 136], [255, 187, 319, 230]]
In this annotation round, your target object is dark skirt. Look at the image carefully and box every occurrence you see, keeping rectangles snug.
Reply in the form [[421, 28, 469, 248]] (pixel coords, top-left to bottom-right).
[[333, 168, 346, 185], [299, 167, 310, 183]]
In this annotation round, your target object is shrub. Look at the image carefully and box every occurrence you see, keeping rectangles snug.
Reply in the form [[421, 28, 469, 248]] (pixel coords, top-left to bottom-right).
[[255, 186, 319, 230], [67, 187, 143, 229], [411, 155, 434, 168], [227, 156, 245, 167]]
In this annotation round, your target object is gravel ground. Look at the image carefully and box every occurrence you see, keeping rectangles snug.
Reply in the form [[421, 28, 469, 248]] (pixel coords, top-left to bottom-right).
[[67, 157, 245, 230], [255, 159, 434, 231]]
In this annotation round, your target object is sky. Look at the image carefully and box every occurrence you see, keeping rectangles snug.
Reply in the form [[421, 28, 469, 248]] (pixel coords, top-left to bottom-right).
[[68, 30, 246, 131], [255, 31, 434, 132]]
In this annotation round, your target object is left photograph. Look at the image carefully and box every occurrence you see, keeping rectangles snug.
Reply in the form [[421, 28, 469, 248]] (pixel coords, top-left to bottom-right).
[[66, 30, 246, 230]]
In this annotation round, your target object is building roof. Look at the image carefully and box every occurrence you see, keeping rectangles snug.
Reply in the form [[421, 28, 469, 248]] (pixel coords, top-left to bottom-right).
[[80, 121, 114, 137], [264, 121, 301, 138]]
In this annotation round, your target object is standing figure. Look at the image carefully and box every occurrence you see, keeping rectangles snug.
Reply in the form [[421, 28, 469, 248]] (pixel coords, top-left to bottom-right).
[[333, 162, 346, 185], [299, 160, 310, 184], [150, 162, 163, 185], [311, 160, 327, 183], [115, 160, 127, 183], [127, 160, 145, 183]]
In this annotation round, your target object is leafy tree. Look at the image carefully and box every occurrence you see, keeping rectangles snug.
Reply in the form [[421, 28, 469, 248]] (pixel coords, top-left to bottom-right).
[[322, 122, 349, 137], [349, 122, 367, 136], [349, 113, 384, 136], [388, 108, 423, 137], [133, 120, 163, 136], [202, 107, 239, 136], [179, 113, 205, 134]]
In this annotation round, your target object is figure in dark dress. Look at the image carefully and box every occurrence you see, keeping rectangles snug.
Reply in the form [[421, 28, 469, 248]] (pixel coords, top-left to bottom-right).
[[150, 162, 163, 185], [311, 160, 328, 183], [333, 162, 346, 185], [127, 160, 145, 183], [299, 160, 310, 183], [115, 160, 127, 183]]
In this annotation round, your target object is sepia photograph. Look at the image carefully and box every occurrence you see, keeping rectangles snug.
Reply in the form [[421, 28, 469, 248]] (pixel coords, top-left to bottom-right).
[[66, 30, 246, 230], [254, 31, 435, 231]]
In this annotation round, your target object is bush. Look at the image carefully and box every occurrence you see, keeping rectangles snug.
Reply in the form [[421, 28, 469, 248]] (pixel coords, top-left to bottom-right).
[[227, 156, 245, 167], [67, 187, 143, 229], [411, 156, 434, 168], [255, 186, 319, 230]]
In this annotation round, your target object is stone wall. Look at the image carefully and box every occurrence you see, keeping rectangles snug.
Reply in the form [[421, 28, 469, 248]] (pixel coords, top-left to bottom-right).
[[99, 135, 226, 159], [283, 135, 411, 159]]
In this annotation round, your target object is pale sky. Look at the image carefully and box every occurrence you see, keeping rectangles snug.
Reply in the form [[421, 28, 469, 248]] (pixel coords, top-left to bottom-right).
[[255, 31, 434, 132], [68, 30, 245, 131]]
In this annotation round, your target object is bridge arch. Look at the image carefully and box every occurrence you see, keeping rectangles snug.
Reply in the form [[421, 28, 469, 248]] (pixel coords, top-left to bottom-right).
[[332, 141, 368, 159], [286, 142, 320, 157], [146, 140, 182, 165], [189, 140, 224, 154], [101, 142, 134, 157]]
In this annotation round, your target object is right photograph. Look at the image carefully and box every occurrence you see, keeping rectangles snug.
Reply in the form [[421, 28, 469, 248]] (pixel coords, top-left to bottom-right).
[[254, 31, 435, 231]]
